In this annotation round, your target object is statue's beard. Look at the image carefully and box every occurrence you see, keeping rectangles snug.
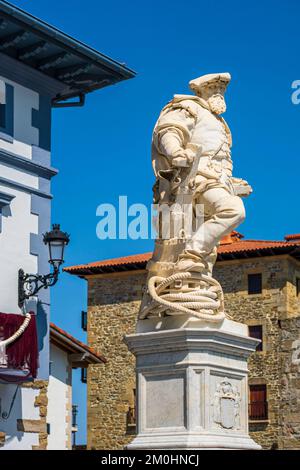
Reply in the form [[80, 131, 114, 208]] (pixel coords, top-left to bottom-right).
[[207, 95, 226, 115]]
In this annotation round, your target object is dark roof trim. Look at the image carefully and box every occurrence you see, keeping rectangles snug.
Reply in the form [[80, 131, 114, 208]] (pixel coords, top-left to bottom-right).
[[0, 1, 136, 102], [0, 51, 66, 98]]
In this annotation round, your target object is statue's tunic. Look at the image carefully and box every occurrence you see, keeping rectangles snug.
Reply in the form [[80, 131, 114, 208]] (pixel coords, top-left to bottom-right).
[[152, 95, 233, 202]]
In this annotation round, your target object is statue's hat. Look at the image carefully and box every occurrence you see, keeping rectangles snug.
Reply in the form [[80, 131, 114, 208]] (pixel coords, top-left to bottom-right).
[[189, 72, 231, 94]]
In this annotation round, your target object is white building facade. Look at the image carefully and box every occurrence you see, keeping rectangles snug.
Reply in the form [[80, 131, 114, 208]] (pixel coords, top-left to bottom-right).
[[48, 323, 105, 450], [0, 0, 134, 450]]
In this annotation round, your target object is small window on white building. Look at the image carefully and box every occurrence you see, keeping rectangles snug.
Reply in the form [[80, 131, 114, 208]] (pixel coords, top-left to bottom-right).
[[0, 80, 6, 128], [0, 81, 14, 137]]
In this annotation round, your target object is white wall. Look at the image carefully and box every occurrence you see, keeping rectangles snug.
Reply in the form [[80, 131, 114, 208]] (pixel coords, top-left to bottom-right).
[[0, 384, 40, 450], [47, 344, 71, 450], [0, 183, 38, 313], [0, 75, 50, 449], [0, 75, 40, 313], [0, 74, 39, 159]]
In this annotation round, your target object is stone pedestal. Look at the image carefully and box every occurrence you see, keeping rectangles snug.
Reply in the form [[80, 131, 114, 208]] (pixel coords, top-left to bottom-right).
[[125, 316, 261, 450]]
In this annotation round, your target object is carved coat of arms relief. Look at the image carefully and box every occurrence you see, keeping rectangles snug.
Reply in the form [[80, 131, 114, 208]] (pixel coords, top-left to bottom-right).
[[212, 377, 241, 430]]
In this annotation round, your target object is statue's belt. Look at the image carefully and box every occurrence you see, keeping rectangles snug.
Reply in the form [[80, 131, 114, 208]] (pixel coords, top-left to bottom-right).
[[157, 165, 229, 183]]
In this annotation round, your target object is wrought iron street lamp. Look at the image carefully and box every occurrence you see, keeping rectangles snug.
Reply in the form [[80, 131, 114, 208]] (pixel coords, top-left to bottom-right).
[[18, 224, 70, 307]]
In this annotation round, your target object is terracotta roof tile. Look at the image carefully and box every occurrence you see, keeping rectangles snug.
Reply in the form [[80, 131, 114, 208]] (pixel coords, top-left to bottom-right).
[[64, 235, 300, 275], [64, 252, 153, 274], [50, 323, 106, 363], [87, 252, 152, 268], [218, 239, 300, 253], [285, 233, 300, 241]]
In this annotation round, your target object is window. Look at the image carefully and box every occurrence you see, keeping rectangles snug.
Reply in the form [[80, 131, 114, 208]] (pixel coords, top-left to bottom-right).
[[248, 273, 262, 295], [296, 278, 300, 297], [126, 388, 136, 434], [81, 310, 87, 332], [127, 405, 136, 426], [81, 368, 87, 384], [0, 102, 5, 128], [0, 82, 14, 136], [249, 384, 268, 420], [248, 325, 263, 351], [0, 191, 15, 233]]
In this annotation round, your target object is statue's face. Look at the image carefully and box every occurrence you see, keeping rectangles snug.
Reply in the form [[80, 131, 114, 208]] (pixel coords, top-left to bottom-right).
[[197, 81, 227, 115], [207, 93, 227, 115]]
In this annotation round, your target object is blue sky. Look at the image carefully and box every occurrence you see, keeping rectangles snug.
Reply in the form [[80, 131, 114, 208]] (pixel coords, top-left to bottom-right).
[[11, 0, 300, 444]]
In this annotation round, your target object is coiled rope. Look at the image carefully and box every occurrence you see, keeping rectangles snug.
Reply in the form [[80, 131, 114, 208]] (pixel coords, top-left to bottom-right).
[[142, 272, 225, 322]]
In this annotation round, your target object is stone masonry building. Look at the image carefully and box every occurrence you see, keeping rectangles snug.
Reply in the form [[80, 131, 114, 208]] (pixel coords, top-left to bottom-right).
[[65, 231, 300, 450]]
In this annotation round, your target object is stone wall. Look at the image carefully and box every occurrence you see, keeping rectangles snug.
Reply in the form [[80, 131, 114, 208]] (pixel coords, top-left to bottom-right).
[[214, 256, 288, 449], [87, 272, 146, 450], [0, 379, 48, 450], [86, 255, 300, 450], [0, 431, 5, 447], [20, 380, 48, 450], [279, 316, 300, 449]]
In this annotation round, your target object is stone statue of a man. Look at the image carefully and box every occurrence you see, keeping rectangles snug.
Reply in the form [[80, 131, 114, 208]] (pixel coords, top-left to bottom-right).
[[140, 73, 251, 321]]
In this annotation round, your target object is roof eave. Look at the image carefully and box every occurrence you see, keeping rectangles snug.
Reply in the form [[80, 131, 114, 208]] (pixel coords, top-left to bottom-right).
[[64, 263, 146, 276], [217, 246, 300, 262], [64, 245, 300, 276], [50, 327, 106, 365], [0, 1, 136, 102], [0, 1, 135, 78]]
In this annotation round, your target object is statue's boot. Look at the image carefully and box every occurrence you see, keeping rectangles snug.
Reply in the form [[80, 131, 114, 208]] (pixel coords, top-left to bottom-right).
[[173, 250, 207, 273], [206, 246, 218, 277]]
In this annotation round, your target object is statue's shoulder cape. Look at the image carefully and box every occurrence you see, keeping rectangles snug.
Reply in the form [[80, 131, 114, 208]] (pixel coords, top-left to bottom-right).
[[161, 94, 231, 145], [161, 94, 210, 113]]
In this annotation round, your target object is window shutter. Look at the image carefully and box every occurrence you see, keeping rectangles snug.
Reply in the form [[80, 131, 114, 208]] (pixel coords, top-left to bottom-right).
[[249, 384, 268, 420], [248, 325, 263, 351]]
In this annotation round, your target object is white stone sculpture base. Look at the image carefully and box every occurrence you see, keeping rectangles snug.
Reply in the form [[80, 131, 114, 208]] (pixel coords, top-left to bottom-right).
[[125, 316, 261, 450]]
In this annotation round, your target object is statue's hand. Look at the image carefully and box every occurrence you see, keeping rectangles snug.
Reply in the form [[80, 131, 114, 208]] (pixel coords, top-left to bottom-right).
[[231, 177, 253, 197], [231, 177, 247, 184], [172, 148, 195, 168]]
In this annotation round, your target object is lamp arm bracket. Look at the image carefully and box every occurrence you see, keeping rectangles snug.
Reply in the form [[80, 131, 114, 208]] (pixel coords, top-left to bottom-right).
[[18, 268, 59, 307]]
